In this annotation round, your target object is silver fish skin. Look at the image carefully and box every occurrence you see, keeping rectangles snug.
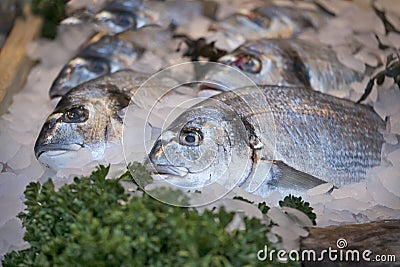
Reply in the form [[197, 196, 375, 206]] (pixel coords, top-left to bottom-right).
[[147, 86, 384, 197], [215, 2, 330, 49], [93, 0, 150, 33], [50, 26, 172, 98], [202, 38, 362, 94], [62, 0, 146, 34], [36, 70, 148, 163], [63, 0, 203, 35]]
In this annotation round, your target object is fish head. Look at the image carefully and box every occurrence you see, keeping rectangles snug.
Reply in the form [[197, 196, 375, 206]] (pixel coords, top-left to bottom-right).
[[201, 41, 289, 91], [94, 8, 137, 34], [232, 10, 272, 31], [50, 56, 111, 98], [220, 10, 271, 38], [36, 84, 130, 168], [147, 100, 253, 188]]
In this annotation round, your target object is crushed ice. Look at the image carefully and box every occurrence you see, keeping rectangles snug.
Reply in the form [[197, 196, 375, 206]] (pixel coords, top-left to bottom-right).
[[0, 0, 400, 261]]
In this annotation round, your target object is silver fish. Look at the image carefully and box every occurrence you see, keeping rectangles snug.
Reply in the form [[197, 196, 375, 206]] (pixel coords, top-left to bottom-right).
[[214, 2, 330, 49], [63, 0, 203, 35], [93, 0, 150, 33], [50, 26, 173, 98], [36, 70, 148, 166], [202, 38, 362, 94], [62, 0, 147, 34], [147, 86, 384, 197]]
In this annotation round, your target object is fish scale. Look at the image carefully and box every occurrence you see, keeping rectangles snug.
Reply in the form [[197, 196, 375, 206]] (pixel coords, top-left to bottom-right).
[[212, 86, 384, 186], [149, 85, 385, 195]]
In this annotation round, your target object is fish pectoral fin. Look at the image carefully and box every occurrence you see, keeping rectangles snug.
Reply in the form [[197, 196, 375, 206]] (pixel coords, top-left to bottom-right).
[[269, 160, 327, 190]]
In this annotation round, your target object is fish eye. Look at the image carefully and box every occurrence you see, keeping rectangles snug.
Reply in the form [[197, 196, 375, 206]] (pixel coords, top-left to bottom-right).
[[115, 14, 134, 28], [62, 106, 89, 123], [244, 13, 270, 28], [90, 61, 109, 75], [224, 54, 262, 74], [179, 128, 203, 147]]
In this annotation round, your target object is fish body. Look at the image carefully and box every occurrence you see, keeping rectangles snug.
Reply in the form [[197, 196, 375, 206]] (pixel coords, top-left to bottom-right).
[[147, 86, 384, 197], [63, 0, 203, 34], [203, 38, 362, 94], [50, 26, 174, 98], [36, 70, 148, 168], [215, 2, 329, 49], [93, 0, 153, 33], [63, 0, 146, 34]]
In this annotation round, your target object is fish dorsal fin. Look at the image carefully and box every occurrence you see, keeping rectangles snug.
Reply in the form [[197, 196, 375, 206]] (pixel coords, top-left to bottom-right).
[[268, 160, 327, 190]]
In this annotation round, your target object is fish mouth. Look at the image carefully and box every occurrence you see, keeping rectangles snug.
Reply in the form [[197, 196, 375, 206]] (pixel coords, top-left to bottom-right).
[[146, 163, 189, 177], [35, 143, 84, 159]]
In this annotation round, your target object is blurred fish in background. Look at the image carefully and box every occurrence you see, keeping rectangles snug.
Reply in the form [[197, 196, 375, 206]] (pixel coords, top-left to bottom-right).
[[0, 0, 27, 48]]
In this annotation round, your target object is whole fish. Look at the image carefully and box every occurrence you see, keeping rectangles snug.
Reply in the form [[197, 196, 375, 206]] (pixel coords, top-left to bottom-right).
[[63, 0, 204, 35], [93, 0, 147, 33], [213, 2, 330, 50], [202, 38, 362, 94], [63, 0, 147, 34], [36, 68, 195, 169], [50, 26, 174, 98], [147, 86, 384, 197], [35, 70, 149, 167]]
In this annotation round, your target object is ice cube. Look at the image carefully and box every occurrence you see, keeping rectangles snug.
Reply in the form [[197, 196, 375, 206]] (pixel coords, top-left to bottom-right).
[[367, 169, 400, 209], [175, 14, 211, 39], [219, 199, 264, 220], [225, 212, 246, 231], [0, 132, 21, 163], [387, 32, 400, 49], [0, 198, 24, 226], [306, 183, 334, 196], [380, 167, 400, 197], [331, 182, 373, 203], [374, 85, 400, 119], [281, 207, 313, 227], [346, 8, 385, 35], [328, 198, 371, 213], [0, 173, 31, 199], [374, 0, 400, 17], [354, 48, 382, 67], [363, 205, 399, 221], [7, 146, 32, 170], [15, 154, 45, 179], [336, 51, 366, 74], [354, 33, 379, 49], [389, 112, 400, 135], [0, 218, 28, 256]]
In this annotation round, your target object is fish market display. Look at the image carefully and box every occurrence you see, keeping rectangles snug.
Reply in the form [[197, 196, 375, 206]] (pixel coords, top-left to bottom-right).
[[202, 38, 363, 94], [148, 85, 384, 197], [50, 26, 179, 98], [1, 0, 400, 260]]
